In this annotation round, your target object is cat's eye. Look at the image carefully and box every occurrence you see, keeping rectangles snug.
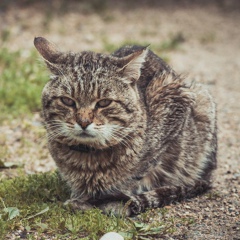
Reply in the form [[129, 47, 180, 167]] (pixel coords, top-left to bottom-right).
[[96, 99, 112, 108], [60, 97, 75, 107]]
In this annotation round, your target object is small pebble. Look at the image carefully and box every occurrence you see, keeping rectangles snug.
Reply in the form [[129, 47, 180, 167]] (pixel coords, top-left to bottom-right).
[[99, 232, 124, 240]]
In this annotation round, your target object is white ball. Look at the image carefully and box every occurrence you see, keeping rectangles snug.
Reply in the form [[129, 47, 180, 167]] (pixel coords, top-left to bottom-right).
[[99, 232, 124, 240]]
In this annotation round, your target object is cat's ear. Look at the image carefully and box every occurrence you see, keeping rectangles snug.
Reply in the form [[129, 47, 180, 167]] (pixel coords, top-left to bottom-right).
[[34, 37, 62, 64], [34, 37, 65, 75], [118, 47, 148, 83]]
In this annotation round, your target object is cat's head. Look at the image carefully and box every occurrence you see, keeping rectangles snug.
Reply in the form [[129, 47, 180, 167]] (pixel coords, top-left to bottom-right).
[[34, 37, 147, 149]]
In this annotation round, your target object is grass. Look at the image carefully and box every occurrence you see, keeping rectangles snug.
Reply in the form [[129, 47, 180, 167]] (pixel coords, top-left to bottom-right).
[[0, 48, 48, 122], [0, 171, 181, 239]]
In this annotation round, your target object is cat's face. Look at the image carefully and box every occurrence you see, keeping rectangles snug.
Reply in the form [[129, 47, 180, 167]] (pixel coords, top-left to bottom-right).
[[35, 37, 147, 149]]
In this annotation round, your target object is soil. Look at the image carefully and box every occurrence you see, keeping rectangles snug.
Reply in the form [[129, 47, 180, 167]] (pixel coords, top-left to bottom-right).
[[0, 1, 239, 239]]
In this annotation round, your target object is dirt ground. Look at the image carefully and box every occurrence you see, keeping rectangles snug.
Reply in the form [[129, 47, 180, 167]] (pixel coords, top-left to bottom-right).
[[0, 1, 240, 239]]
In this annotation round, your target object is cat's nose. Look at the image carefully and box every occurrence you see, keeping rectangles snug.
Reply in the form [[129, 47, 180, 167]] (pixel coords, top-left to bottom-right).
[[76, 109, 94, 130], [78, 120, 91, 130]]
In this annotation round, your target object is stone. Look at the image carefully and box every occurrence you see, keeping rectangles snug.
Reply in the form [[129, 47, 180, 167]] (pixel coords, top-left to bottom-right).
[[99, 232, 124, 240]]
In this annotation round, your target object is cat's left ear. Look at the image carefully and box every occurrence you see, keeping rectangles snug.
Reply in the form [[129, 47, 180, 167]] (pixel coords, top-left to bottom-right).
[[118, 47, 148, 83]]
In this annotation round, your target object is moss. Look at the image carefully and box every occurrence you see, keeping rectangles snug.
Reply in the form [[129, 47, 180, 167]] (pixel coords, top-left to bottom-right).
[[0, 171, 183, 239]]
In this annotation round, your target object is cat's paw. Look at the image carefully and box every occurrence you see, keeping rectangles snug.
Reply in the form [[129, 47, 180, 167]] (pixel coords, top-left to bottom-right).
[[98, 201, 132, 217], [129, 197, 145, 215], [64, 198, 93, 211]]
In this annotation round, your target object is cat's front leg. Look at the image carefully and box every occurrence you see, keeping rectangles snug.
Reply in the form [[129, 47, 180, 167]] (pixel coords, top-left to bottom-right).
[[97, 201, 132, 217], [64, 198, 93, 211], [129, 181, 210, 215], [64, 193, 93, 211]]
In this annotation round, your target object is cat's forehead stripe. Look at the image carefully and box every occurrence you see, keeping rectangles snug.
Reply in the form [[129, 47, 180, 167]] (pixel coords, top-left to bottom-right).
[[55, 53, 118, 102]]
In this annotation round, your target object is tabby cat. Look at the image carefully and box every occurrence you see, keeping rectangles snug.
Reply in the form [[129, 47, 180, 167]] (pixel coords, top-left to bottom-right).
[[34, 37, 217, 216]]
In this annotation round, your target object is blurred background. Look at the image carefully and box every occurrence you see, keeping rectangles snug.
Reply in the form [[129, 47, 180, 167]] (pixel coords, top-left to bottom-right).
[[0, 0, 239, 182], [0, 1, 239, 238]]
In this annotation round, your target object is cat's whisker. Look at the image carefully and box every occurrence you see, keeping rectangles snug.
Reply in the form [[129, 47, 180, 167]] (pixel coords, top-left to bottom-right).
[[110, 132, 133, 150], [112, 129, 135, 143], [46, 123, 74, 142], [93, 131, 110, 147], [114, 131, 134, 141], [35, 132, 48, 143], [94, 125, 135, 149], [47, 127, 65, 138]]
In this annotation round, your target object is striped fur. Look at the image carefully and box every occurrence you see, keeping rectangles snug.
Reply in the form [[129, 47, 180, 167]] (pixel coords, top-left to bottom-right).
[[34, 37, 217, 216]]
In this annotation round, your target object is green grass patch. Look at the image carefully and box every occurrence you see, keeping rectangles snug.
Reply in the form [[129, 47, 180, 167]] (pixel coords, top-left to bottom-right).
[[0, 171, 179, 239], [0, 48, 48, 122]]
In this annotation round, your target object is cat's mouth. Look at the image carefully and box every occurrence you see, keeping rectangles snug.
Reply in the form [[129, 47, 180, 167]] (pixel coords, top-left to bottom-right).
[[79, 132, 95, 138]]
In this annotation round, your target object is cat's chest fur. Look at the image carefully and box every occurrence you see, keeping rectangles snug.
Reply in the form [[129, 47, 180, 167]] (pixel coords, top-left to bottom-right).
[[49, 132, 146, 197]]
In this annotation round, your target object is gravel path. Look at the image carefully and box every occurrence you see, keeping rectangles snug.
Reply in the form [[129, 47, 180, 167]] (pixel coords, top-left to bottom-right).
[[1, 1, 239, 239]]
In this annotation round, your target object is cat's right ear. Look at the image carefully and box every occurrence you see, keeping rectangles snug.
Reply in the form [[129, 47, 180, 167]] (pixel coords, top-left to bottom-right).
[[34, 37, 61, 64], [34, 37, 65, 76]]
